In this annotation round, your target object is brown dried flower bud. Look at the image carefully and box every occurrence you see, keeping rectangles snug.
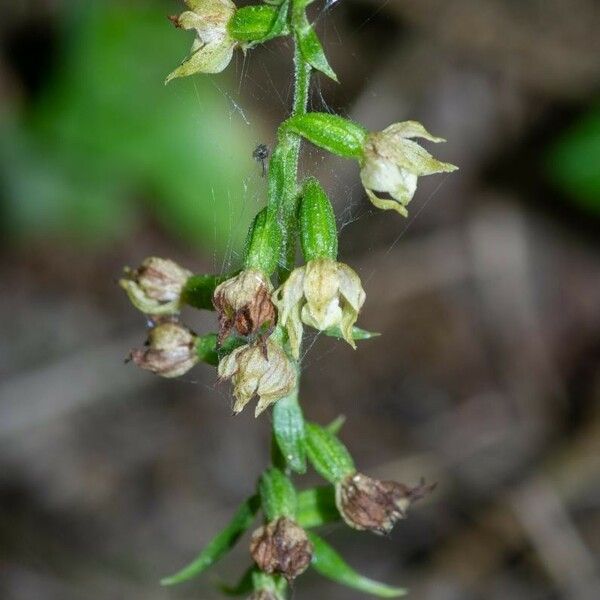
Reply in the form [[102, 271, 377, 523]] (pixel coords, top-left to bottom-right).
[[129, 322, 198, 378], [249, 517, 313, 581], [120, 257, 192, 315], [213, 270, 277, 344], [335, 473, 435, 535]]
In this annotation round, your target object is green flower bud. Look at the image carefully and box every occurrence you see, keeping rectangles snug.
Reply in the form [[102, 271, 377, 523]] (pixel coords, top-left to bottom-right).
[[228, 3, 289, 44], [304, 422, 355, 484], [284, 113, 367, 159], [299, 177, 338, 262], [244, 208, 281, 275]]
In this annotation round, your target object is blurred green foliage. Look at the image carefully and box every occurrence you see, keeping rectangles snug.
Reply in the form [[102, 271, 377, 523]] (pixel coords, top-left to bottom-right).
[[0, 0, 260, 251], [546, 106, 600, 215]]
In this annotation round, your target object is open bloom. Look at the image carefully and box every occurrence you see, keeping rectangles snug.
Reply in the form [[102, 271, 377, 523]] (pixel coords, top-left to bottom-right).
[[360, 121, 458, 216], [120, 257, 191, 315], [166, 0, 237, 82], [217, 340, 296, 416], [250, 517, 313, 581], [274, 259, 365, 358], [335, 473, 436, 535], [213, 269, 277, 344], [129, 322, 198, 378]]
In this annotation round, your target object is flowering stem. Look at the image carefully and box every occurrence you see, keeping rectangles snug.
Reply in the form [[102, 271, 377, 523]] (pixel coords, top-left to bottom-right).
[[268, 6, 312, 281]]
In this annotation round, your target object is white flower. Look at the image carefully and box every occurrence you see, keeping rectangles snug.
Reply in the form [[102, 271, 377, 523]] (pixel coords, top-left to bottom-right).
[[218, 340, 296, 417], [166, 0, 237, 83], [360, 121, 458, 216], [274, 259, 365, 359]]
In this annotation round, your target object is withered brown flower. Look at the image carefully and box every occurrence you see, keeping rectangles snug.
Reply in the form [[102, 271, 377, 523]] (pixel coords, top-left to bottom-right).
[[120, 257, 192, 315], [129, 322, 198, 378], [213, 270, 277, 344], [335, 473, 435, 535], [250, 517, 313, 581]]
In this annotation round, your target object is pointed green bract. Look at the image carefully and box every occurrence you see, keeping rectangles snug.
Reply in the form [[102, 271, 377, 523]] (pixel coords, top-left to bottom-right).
[[273, 392, 307, 473], [297, 486, 340, 528], [325, 324, 380, 341], [259, 467, 298, 520], [284, 113, 368, 159], [160, 495, 260, 586], [297, 18, 338, 81], [219, 566, 255, 596], [308, 533, 408, 598], [304, 422, 355, 484]]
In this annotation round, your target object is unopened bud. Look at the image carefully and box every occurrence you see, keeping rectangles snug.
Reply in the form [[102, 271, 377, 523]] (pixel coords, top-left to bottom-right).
[[129, 322, 198, 378], [213, 270, 277, 344], [250, 517, 313, 581], [335, 473, 435, 535], [120, 257, 191, 315]]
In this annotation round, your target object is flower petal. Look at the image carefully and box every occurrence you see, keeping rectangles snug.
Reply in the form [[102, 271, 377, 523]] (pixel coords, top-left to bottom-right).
[[337, 264, 365, 313], [382, 120, 447, 143], [364, 188, 409, 217], [303, 259, 341, 329], [385, 139, 457, 176], [166, 40, 234, 82]]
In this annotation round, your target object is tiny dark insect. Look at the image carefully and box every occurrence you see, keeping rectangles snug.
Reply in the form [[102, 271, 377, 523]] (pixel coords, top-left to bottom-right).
[[252, 143, 269, 177]]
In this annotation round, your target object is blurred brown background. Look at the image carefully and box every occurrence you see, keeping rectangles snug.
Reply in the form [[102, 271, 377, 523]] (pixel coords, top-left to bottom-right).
[[1, 1, 599, 599]]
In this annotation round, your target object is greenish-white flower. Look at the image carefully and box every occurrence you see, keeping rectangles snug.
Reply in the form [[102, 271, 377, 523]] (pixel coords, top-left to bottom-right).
[[166, 0, 237, 83], [218, 340, 296, 417], [360, 121, 458, 216], [274, 259, 365, 359], [120, 257, 192, 315]]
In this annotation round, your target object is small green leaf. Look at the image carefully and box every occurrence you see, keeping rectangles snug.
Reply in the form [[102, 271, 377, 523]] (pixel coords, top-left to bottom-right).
[[284, 113, 367, 159], [297, 486, 340, 528], [273, 392, 307, 473], [219, 566, 255, 596], [299, 177, 338, 261], [259, 468, 298, 520], [325, 325, 380, 341], [160, 495, 260, 586], [297, 22, 338, 81], [308, 533, 408, 598], [243, 207, 281, 275], [325, 415, 346, 435], [228, 4, 289, 43], [182, 274, 227, 311], [305, 422, 355, 484]]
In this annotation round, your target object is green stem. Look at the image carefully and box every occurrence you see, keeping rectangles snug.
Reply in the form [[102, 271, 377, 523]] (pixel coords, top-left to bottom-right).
[[268, 4, 312, 281]]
